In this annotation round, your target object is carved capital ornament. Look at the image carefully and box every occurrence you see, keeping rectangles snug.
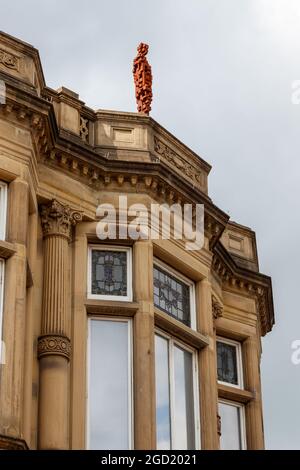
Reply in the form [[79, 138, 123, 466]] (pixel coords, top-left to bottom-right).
[[40, 199, 82, 241], [38, 335, 71, 360]]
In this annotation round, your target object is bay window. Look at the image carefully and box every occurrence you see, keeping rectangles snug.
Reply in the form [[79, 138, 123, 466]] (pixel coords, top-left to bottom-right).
[[155, 332, 200, 450], [87, 318, 133, 449]]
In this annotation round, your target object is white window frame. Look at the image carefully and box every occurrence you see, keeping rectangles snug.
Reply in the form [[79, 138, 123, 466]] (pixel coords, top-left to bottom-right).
[[0, 259, 4, 363], [155, 329, 201, 450], [86, 316, 133, 450], [216, 336, 244, 389], [219, 399, 247, 450], [87, 245, 132, 302], [154, 258, 196, 330], [0, 181, 7, 240]]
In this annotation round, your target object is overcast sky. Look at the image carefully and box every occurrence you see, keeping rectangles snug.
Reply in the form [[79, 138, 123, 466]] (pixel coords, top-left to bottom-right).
[[1, 0, 300, 449]]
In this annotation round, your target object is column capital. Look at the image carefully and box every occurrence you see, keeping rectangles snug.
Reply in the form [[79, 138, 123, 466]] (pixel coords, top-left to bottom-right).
[[38, 334, 71, 361], [40, 199, 82, 241]]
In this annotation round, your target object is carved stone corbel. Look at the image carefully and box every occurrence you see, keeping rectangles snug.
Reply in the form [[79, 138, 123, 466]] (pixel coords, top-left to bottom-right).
[[212, 295, 223, 321]]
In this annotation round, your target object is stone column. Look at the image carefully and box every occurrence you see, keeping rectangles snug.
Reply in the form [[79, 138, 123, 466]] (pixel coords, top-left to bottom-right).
[[133, 240, 156, 449], [38, 200, 82, 450], [243, 335, 264, 449], [196, 278, 219, 449]]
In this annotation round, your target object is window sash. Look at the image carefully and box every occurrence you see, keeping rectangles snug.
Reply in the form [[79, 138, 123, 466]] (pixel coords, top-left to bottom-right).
[[219, 399, 247, 450], [0, 259, 4, 364], [155, 330, 200, 450], [216, 337, 244, 388], [86, 317, 133, 450], [153, 259, 196, 330], [87, 245, 132, 301], [0, 182, 7, 240]]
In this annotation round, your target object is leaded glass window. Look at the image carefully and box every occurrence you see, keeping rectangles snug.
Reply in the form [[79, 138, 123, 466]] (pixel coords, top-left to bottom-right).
[[89, 247, 132, 301], [217, 339, 242, 386], [154, 264, 191, 327]]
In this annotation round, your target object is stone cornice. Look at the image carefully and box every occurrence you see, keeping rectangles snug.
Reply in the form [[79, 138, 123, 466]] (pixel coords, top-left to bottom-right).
[[212, 242, 274, 335], [0, 82, 229, 247]]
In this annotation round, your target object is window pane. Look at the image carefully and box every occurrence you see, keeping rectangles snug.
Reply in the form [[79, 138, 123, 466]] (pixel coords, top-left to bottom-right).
[[173, 346, 195, 449], [91, 250, 127, 297], [0, 183, 7, 240], [155, 335, 171, 450], [153, 266, 191, 326], [219, 402, 243, 450], [217, 341, 238, 385], [0, 260, 4, 364], [88, 319, 131, 449]]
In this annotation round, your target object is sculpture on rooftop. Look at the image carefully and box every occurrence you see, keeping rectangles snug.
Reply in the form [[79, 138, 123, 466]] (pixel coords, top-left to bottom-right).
[[133, 43, 152, 115]]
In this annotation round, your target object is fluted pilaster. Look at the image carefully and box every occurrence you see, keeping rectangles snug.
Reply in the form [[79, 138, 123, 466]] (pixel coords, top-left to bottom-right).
[[39, 199, 82, 345], [243, 335, 264, 449], [41, 235, 68, 336], [197, 279, 219, 449], [38, 200, 82, 449]]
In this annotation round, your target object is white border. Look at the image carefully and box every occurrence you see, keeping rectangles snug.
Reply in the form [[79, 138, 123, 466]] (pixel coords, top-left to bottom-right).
[[87, 245, 132, 301], [216, 336, 244, 389], [86, 317, 133, 450], [154, 258, 196, 330], [219, 399, 247, 450], [0, 181, 7, 240], [155, 329, 201, 450]]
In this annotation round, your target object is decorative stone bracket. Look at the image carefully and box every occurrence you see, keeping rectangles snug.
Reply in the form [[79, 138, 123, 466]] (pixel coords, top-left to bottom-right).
[[212, 295, 223, 321]]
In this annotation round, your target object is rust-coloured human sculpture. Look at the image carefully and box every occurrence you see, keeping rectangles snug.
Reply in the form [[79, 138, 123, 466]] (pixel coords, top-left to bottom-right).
[[133, 43, 152, 115]]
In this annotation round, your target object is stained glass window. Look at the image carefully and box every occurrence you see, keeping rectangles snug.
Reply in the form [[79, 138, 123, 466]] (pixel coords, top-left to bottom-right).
[[217, 340, 239, 386], [91, 250, 127, 297], [154, 265, 191, 326]]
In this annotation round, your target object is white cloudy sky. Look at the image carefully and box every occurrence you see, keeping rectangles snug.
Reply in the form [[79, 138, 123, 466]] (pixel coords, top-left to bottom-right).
[[1, 0, 300, 449]]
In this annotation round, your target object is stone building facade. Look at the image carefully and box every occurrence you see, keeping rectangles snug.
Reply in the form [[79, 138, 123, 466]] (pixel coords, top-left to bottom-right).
[[0, 32, 274, 450]]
